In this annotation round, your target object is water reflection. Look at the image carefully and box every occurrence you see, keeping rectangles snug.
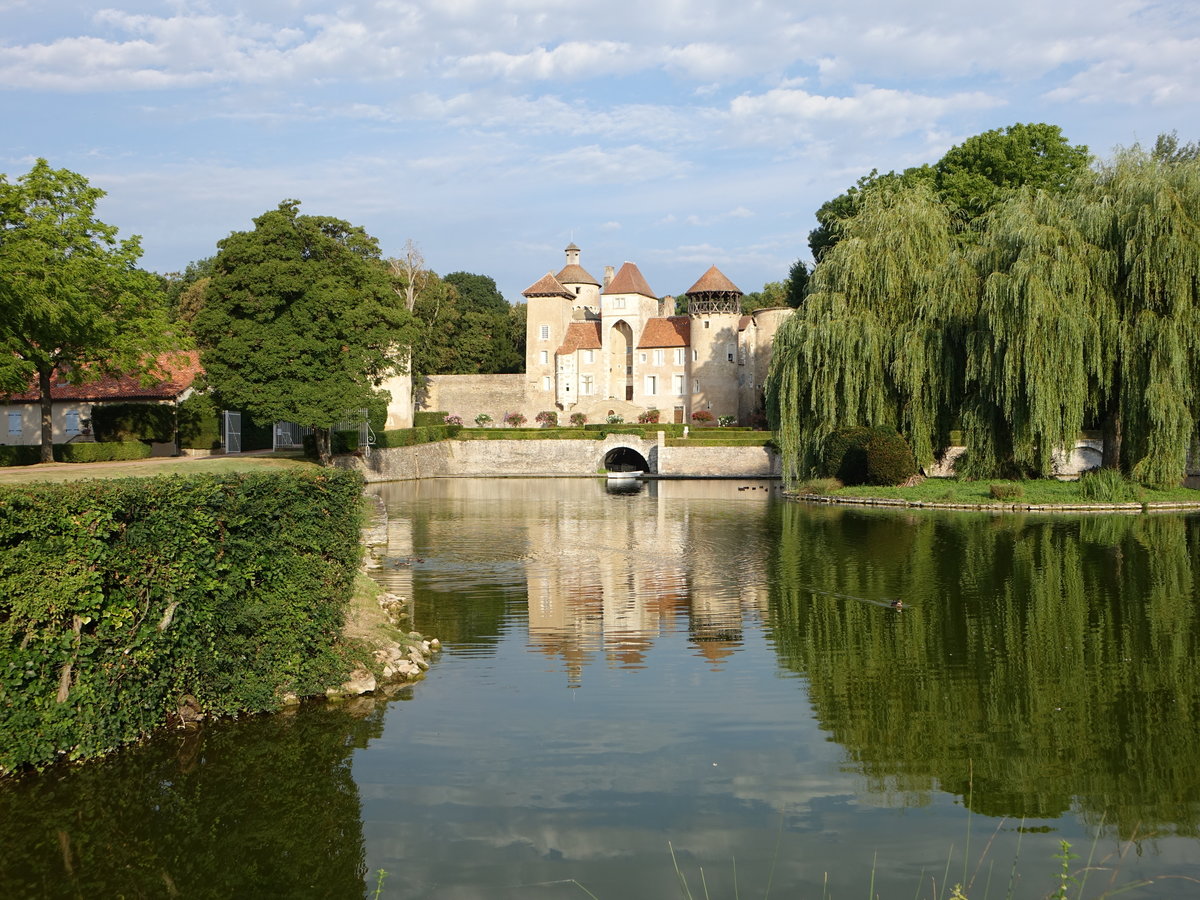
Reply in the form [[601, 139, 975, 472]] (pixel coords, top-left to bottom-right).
[[767, 504, 1200, 838], [0, 699, 389, 899]]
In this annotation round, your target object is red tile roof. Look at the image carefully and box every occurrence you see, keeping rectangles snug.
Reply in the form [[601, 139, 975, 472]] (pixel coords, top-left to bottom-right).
[[604, 262, 656, 298], [637, 316, 691, 348], [556, 322, 602, 355], [4, 351, 202, 403], [556, 263, 600, 286], [686, 265, 742, 296], [522, 272, 573, 298]]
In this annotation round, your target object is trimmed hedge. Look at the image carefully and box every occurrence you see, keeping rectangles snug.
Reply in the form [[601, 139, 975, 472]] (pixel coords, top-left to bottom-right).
[[55, 441, 153, 463], [177, 394, 221, 450], [91, 403, 175, 443], [821, 426, 872, 485], [413, 411, 448, 427], [373, 424, 461, 448], [0, 446, 41, 467], [865, 427, 917, 486], [0, 469, 365, 773]]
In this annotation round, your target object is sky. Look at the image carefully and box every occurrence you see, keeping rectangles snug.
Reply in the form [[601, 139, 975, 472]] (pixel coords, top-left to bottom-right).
[[2, 0, 1198, 303]]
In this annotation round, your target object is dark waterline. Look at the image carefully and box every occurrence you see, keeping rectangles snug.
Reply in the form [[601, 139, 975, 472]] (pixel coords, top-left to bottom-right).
[[2, 478, 1199, 898]]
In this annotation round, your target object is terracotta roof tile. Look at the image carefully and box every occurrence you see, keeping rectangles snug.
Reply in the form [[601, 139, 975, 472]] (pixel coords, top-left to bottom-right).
[[603, 262, 656, 298], [522, 272, 573, 298], [555, 263, 600, 286], [4, 351, 202, 403], [556, 322, 602, 355], [637, 316, 691, 348], [686, 265, 742, 296]]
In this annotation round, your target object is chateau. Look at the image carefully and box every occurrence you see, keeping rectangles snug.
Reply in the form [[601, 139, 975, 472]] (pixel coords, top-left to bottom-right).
[[419, 244, 794, 426]]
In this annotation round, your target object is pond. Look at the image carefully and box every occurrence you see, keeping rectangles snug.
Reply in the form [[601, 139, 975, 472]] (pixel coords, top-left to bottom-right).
[[2, 478, 1199, 899]]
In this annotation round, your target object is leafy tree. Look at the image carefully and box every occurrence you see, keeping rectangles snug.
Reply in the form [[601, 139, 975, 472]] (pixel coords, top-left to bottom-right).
[[0, 159, 171, 462], [934, 122, 1090, 220], [1152, 131, 1200, 164], [770, 145, 1200, 488], [807, 123, 1088, 259], [443, 272, 522, 373], [741, 280, 787, 313], [784, 259, 809, 308], [193, 200, 417, 464]]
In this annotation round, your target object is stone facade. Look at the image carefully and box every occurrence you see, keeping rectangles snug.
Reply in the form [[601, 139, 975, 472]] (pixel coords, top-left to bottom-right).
[[408, 245, 794, 427]]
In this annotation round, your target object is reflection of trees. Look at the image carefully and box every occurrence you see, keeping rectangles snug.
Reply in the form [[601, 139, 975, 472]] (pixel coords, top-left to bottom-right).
[[0, 702, 383, 898], [768, 505, 1200, 838]]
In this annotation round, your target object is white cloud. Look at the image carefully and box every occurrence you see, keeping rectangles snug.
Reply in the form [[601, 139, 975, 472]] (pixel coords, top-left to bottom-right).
[[536, 144, 686, 184]]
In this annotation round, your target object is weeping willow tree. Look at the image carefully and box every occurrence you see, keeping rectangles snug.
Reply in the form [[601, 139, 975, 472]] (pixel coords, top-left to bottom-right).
[[960, 188, 1114, 476], [767, 182, 974, 482], [1081, 150, 1200, 485], [771, 144, 1200, 487]]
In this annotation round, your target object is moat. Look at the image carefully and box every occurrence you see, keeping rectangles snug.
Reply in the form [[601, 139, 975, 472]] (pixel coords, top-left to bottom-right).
[[2, 478, 1198, 898]]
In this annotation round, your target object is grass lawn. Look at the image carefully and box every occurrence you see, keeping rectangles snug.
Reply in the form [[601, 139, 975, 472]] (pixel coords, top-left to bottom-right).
[[813, 477, 1200, 506], [0, 452, 318, 485]]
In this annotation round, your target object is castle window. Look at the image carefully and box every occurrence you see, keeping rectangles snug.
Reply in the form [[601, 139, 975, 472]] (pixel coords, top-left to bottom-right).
[[654, 349, 664, 366], [542, 376, 551, 391], [581, 375, 593, 395], [612, 297, 626, 309], [639, 352, 647, 364], [584, 350, 594, 364], [674, 349, 685, 366], [540, 350, 549, 365], [704, 320, 710, 329], [7, 411, 21, 436], [673, 374, 685, 395], [692, 350, 698, 362], [645, 375, 658, 396], [693, 379, 700, 393], [575, 287, 581, 295], [539, 324, 550, 340]]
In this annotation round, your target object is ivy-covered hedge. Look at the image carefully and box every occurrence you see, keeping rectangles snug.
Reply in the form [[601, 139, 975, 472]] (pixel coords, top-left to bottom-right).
[[90, 403, 175, 443], [177, 394, 220, 450], [0, 469, 365, 774], [412, 411, 448, 427]]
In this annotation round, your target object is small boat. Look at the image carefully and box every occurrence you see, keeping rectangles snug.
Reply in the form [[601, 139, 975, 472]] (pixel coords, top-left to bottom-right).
[[606, 469, 644, 480]]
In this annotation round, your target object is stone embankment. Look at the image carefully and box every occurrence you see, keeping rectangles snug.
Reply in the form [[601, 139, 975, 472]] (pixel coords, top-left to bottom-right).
[[329, 492, 441, 699]]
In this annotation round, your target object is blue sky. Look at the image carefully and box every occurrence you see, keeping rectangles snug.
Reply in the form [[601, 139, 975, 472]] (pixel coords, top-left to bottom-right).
[[2, 0, 1198, 302]]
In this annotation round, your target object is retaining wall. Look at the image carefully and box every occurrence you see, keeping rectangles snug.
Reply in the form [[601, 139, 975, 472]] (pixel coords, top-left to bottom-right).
[[337, 433, 781, 482]]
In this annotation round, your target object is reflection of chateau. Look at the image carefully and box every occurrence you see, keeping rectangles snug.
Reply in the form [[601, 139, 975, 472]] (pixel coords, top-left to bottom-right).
[[522, 480, 771, 685], [524, 245, 793, 424]]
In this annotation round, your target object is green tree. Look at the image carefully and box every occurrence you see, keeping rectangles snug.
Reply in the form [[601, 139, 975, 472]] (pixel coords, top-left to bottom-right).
[[934, 122, 1090, 220], [741, 280, 787, 313], [0, 159, 171, 462], [193, 200, 416, 464], [443, 272, 522, 373], [770, 144, 1200, 488]]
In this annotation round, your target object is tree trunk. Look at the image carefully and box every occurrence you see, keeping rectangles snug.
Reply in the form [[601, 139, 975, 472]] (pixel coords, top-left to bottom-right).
[[314, 426, 332, 466], [38, 366, 54, 464]]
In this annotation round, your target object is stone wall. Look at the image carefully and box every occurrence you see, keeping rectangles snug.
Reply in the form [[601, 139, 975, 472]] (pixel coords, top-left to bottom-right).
[[417, 374, 531, 424], [337, 433, 783, 483]]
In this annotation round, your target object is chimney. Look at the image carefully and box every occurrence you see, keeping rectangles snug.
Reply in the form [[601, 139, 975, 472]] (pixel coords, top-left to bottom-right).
[[603, 265, 614, 289]]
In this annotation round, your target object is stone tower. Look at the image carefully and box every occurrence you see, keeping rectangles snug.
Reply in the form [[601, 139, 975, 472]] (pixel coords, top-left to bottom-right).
[[686, 265, 743, 422]]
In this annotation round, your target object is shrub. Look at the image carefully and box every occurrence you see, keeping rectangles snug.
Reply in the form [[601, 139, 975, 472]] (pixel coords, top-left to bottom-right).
[[569, 412, 587, 426], [333, 429, 360, 453], [535, 410, 558, 427], [55, 441, 153, 463], [177, 393, 221, 450], [413, 411, 448, 427], [0, 446, 41, 467], [474, 413, 493, 427], [637, 409, 661, 424], [444, 414, 463, 427], [865, 427, 917, 486], [691, 410, 714, 424], [821, 426, 871, 485], [1079, 468, 1143, 502], [795, 477, 842, 495], [717, 415, 735, 427], [989, 483, 1024, 500], [606, 414, 624, 424], [91, 403, 175, 443], [504, 412, 527, 427], [0, 469, 364, 773]]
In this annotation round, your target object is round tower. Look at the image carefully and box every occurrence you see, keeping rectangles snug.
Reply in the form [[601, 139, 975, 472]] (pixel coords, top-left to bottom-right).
[[686, 265, 743, 424], [556, 243, 601, 316]]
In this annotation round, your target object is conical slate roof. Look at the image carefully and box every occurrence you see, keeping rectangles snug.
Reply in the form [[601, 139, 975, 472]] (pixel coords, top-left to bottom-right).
[[556, 263, 600, 286], [686, 265, 742, 296], [604, 261, 656, 298], [522, 272, 574, 298]]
